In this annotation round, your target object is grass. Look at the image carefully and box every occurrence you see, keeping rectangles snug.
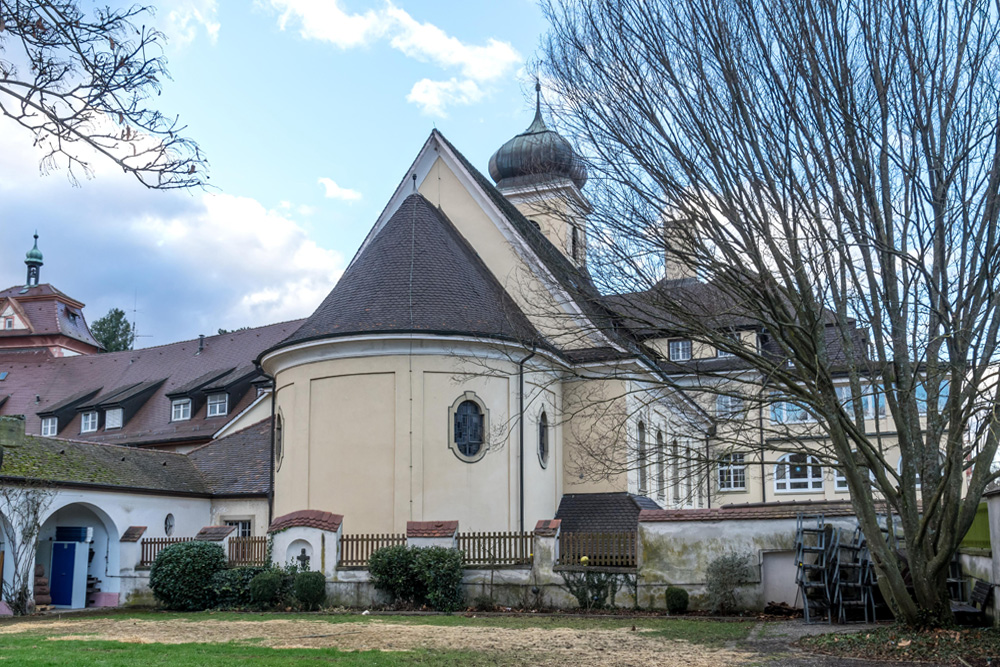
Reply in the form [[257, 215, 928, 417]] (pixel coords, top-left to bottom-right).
[[0, 636, 503, 666], [800, 625, 1000, 664], [12, 609, 755, 643]]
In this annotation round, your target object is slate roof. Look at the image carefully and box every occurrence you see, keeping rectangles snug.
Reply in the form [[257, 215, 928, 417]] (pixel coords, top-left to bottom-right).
[[188, 418, 271, 495], [0, 432, 210, 494], [0, 320, 302, 447], [0, 283, 101, 350], [555, 492, 661, 533], [277, 194, 541, 348]]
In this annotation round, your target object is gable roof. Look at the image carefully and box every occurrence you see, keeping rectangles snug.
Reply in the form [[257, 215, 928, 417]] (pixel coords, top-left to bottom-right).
[[0, 284, 101, 350], [555, 492, 661, 532], [276, 193, 541, 348]]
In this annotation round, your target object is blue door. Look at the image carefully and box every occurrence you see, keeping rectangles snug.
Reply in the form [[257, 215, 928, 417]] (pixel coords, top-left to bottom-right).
[[50, 543, 75, 606]]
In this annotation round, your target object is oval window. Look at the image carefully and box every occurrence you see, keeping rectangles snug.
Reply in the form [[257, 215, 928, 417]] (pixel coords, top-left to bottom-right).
[[454, 400, 484, 457], [538, 411, 549, 468]]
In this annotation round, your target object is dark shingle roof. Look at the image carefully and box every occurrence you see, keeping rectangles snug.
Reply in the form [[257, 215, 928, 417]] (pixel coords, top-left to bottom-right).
[[555, 492, 661, 532], [277, 194, 540, 348], [188, 418, 271, 495]]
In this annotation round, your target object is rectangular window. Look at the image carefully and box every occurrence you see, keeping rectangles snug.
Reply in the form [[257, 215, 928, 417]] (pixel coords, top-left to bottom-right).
[[224, 519, 252, 538], [669, 339, 692, 361], [172, 398, 191, 421], [716, 394, 743, 418], [770, 398, 811, 423], [41, 417, 57, 437], [80, 411, 98, 433], [105, 407, 123, 430], [718, 453, 747, 491], [207, 393, 228, 417], [3, 317, 12, 329]]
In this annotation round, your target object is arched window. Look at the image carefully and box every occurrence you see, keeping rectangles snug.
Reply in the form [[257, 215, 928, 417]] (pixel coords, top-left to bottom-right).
[[637, 421, 647, 495], [834, 451, 876, 491], [655, 430, 665, 500], [538, 411, 549, 468], [449, 392, 489, 462], [774, 453, 823, 493], [274, 412, 284, 470]]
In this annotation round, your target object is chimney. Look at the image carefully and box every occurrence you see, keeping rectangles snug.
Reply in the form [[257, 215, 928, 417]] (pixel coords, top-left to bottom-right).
[[197, 334, 205, 354]]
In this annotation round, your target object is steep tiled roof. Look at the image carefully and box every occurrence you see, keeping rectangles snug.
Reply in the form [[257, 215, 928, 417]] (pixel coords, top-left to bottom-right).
[[188, 418, 271, 495], [534, 519, 561, 536], [555, 492, 661, 533], [121, 526, 147, 542], [0, 320, 302, 447], [0, 283, 101, 349], [0, 431, 210, 494], [276, 194, 540, 349], [268, 510, 343, 534], [196, 525, 235, 541], [639, 500, 859, 522], [407, 520, 458, 538]]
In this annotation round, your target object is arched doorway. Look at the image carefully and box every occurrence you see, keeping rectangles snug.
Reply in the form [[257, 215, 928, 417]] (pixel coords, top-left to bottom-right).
[[37, 503, 119, 609]]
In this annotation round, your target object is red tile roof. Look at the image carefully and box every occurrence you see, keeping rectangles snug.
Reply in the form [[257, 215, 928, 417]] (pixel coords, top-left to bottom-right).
[[534, 519, 561, 537], [121, 526, 147, 542], [639, 500, 858, 523], [268, 510, 343, 534], [406, 520, 458, 538], [0, 320, 303, 447], [195, 525, 235, 541]]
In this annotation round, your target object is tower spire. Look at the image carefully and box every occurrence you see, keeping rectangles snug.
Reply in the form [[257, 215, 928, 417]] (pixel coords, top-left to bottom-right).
[[25, 231, 43, 287]]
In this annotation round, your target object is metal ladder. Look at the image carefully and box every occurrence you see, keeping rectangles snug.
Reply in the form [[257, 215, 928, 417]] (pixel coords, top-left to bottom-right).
[[796, 513, 836, 624]]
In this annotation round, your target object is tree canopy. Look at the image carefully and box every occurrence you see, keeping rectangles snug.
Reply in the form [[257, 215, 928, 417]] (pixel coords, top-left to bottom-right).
[[91, 307, 134, 352], [0, 0, 205, 188], [542, 0, 1000, 627]]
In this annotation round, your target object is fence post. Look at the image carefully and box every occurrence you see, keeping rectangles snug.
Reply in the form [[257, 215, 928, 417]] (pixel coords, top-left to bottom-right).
[[532, 520, 560, 575], [119, 526, 146, 572], [406, 521, 459, 549]]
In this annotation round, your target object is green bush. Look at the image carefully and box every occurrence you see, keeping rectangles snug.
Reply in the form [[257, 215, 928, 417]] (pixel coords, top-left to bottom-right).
[[369, 544, 421, 603], [293, 571, 327, 610], [249, 569, 287, 608], [211, 567, 267, 609], [368, 545, 465, 611], [664, 586, 689, 614], [149, 541, 227, 611], [414, 547, 464, 612], [705, 551, 754, 614]]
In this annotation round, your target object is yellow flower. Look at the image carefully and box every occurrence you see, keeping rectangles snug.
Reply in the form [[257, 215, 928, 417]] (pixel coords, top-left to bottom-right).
[[580, 555, 590, 565]]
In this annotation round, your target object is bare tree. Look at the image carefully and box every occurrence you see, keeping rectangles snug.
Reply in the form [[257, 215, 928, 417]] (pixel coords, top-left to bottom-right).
[[541, 0, 1000, 627], [0, 1, 205, 188], [0, 483, 54, 615]]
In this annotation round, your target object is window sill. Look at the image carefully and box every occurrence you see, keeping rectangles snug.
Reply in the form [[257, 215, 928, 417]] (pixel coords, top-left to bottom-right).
[[773, 489, 824, 494]]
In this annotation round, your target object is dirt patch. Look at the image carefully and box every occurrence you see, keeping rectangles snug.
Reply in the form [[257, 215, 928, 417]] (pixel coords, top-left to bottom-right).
[[0, 617, 757, 666]]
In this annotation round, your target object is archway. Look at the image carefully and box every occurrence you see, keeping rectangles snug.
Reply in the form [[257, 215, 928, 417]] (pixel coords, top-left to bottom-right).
[[37, 502, 120, 608]]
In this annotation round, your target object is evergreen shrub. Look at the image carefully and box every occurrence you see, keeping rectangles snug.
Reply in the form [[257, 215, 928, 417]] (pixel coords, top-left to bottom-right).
[[149, 541, 227, 611]]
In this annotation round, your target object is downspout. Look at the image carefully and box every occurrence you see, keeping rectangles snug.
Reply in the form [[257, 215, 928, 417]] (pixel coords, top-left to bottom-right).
[[518, 346, 537, 534], [759, 385, 767, 504], [267, 377, 277, 526]]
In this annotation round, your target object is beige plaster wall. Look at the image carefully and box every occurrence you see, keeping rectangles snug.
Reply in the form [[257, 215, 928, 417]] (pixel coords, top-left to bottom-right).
[[210, 498, 269, 536], [271, 350, 562, 534]]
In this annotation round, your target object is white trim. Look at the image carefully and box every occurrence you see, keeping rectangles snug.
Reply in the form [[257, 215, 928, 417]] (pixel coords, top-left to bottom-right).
[[206, 392, 228, 418], [774, 453, 824, 493], [213, 391, 271, 440], [171, 398, 192, 422], [448, 391, 489, 463], [41, 416, 58, 437], [80, 411, 98, 433]]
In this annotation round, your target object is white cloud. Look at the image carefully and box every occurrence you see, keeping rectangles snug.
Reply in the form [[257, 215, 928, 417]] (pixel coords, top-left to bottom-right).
[[318, 177, 362, 201], [270, 0, 387, 48], [267, 1, 521, 116], [407, 78, 484, 118], [164, 0, 221, 46]]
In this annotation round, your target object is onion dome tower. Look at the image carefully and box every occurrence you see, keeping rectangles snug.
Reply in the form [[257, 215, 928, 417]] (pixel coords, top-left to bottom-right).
[[25, 232, 43, 287], [488, 83, 590, 267]]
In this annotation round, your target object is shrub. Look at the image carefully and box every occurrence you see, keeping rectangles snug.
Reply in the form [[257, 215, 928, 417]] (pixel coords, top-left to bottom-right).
[[705, 551, 755, 614], [249, 569, 287, 608], [664, 586, 689, 614], [414, 547, 464, 612], [369, 544, 421, 604], [149, 541, 227, 611], [368, 545, 465, 611], [211, 567, 267, 609], [293, 571, 327, 611]]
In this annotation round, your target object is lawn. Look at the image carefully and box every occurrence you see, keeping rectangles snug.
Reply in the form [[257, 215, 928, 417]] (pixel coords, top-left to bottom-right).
[[0, 611, 758, 666]]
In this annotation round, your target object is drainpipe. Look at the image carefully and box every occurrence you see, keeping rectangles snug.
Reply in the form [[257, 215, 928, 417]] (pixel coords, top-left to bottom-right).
[[518, 346, 537, 534], [265, 373, 277, 526]]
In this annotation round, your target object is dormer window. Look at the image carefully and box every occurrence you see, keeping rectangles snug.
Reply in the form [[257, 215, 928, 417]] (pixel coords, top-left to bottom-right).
[[171, 398, 192, 421], [3, 317, 12, 330], [41, 417, 57, 437], [669, 339, 692, 361], [105, 407, 123, 430], [80, 411, 98, 433], [207, 393, 228, 418]]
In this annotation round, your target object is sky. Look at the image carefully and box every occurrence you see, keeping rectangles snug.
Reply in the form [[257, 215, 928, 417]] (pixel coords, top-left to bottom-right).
[[0, 0, 550, 347]]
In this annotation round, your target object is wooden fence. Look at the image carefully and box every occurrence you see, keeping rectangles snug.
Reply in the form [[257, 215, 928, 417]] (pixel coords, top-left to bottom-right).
[[229, 536, 268, 566], [457, 531, 532, 566], [339, 533, 406, 567], [140, 537, 195, 566], [557, 531, 637, 569]]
